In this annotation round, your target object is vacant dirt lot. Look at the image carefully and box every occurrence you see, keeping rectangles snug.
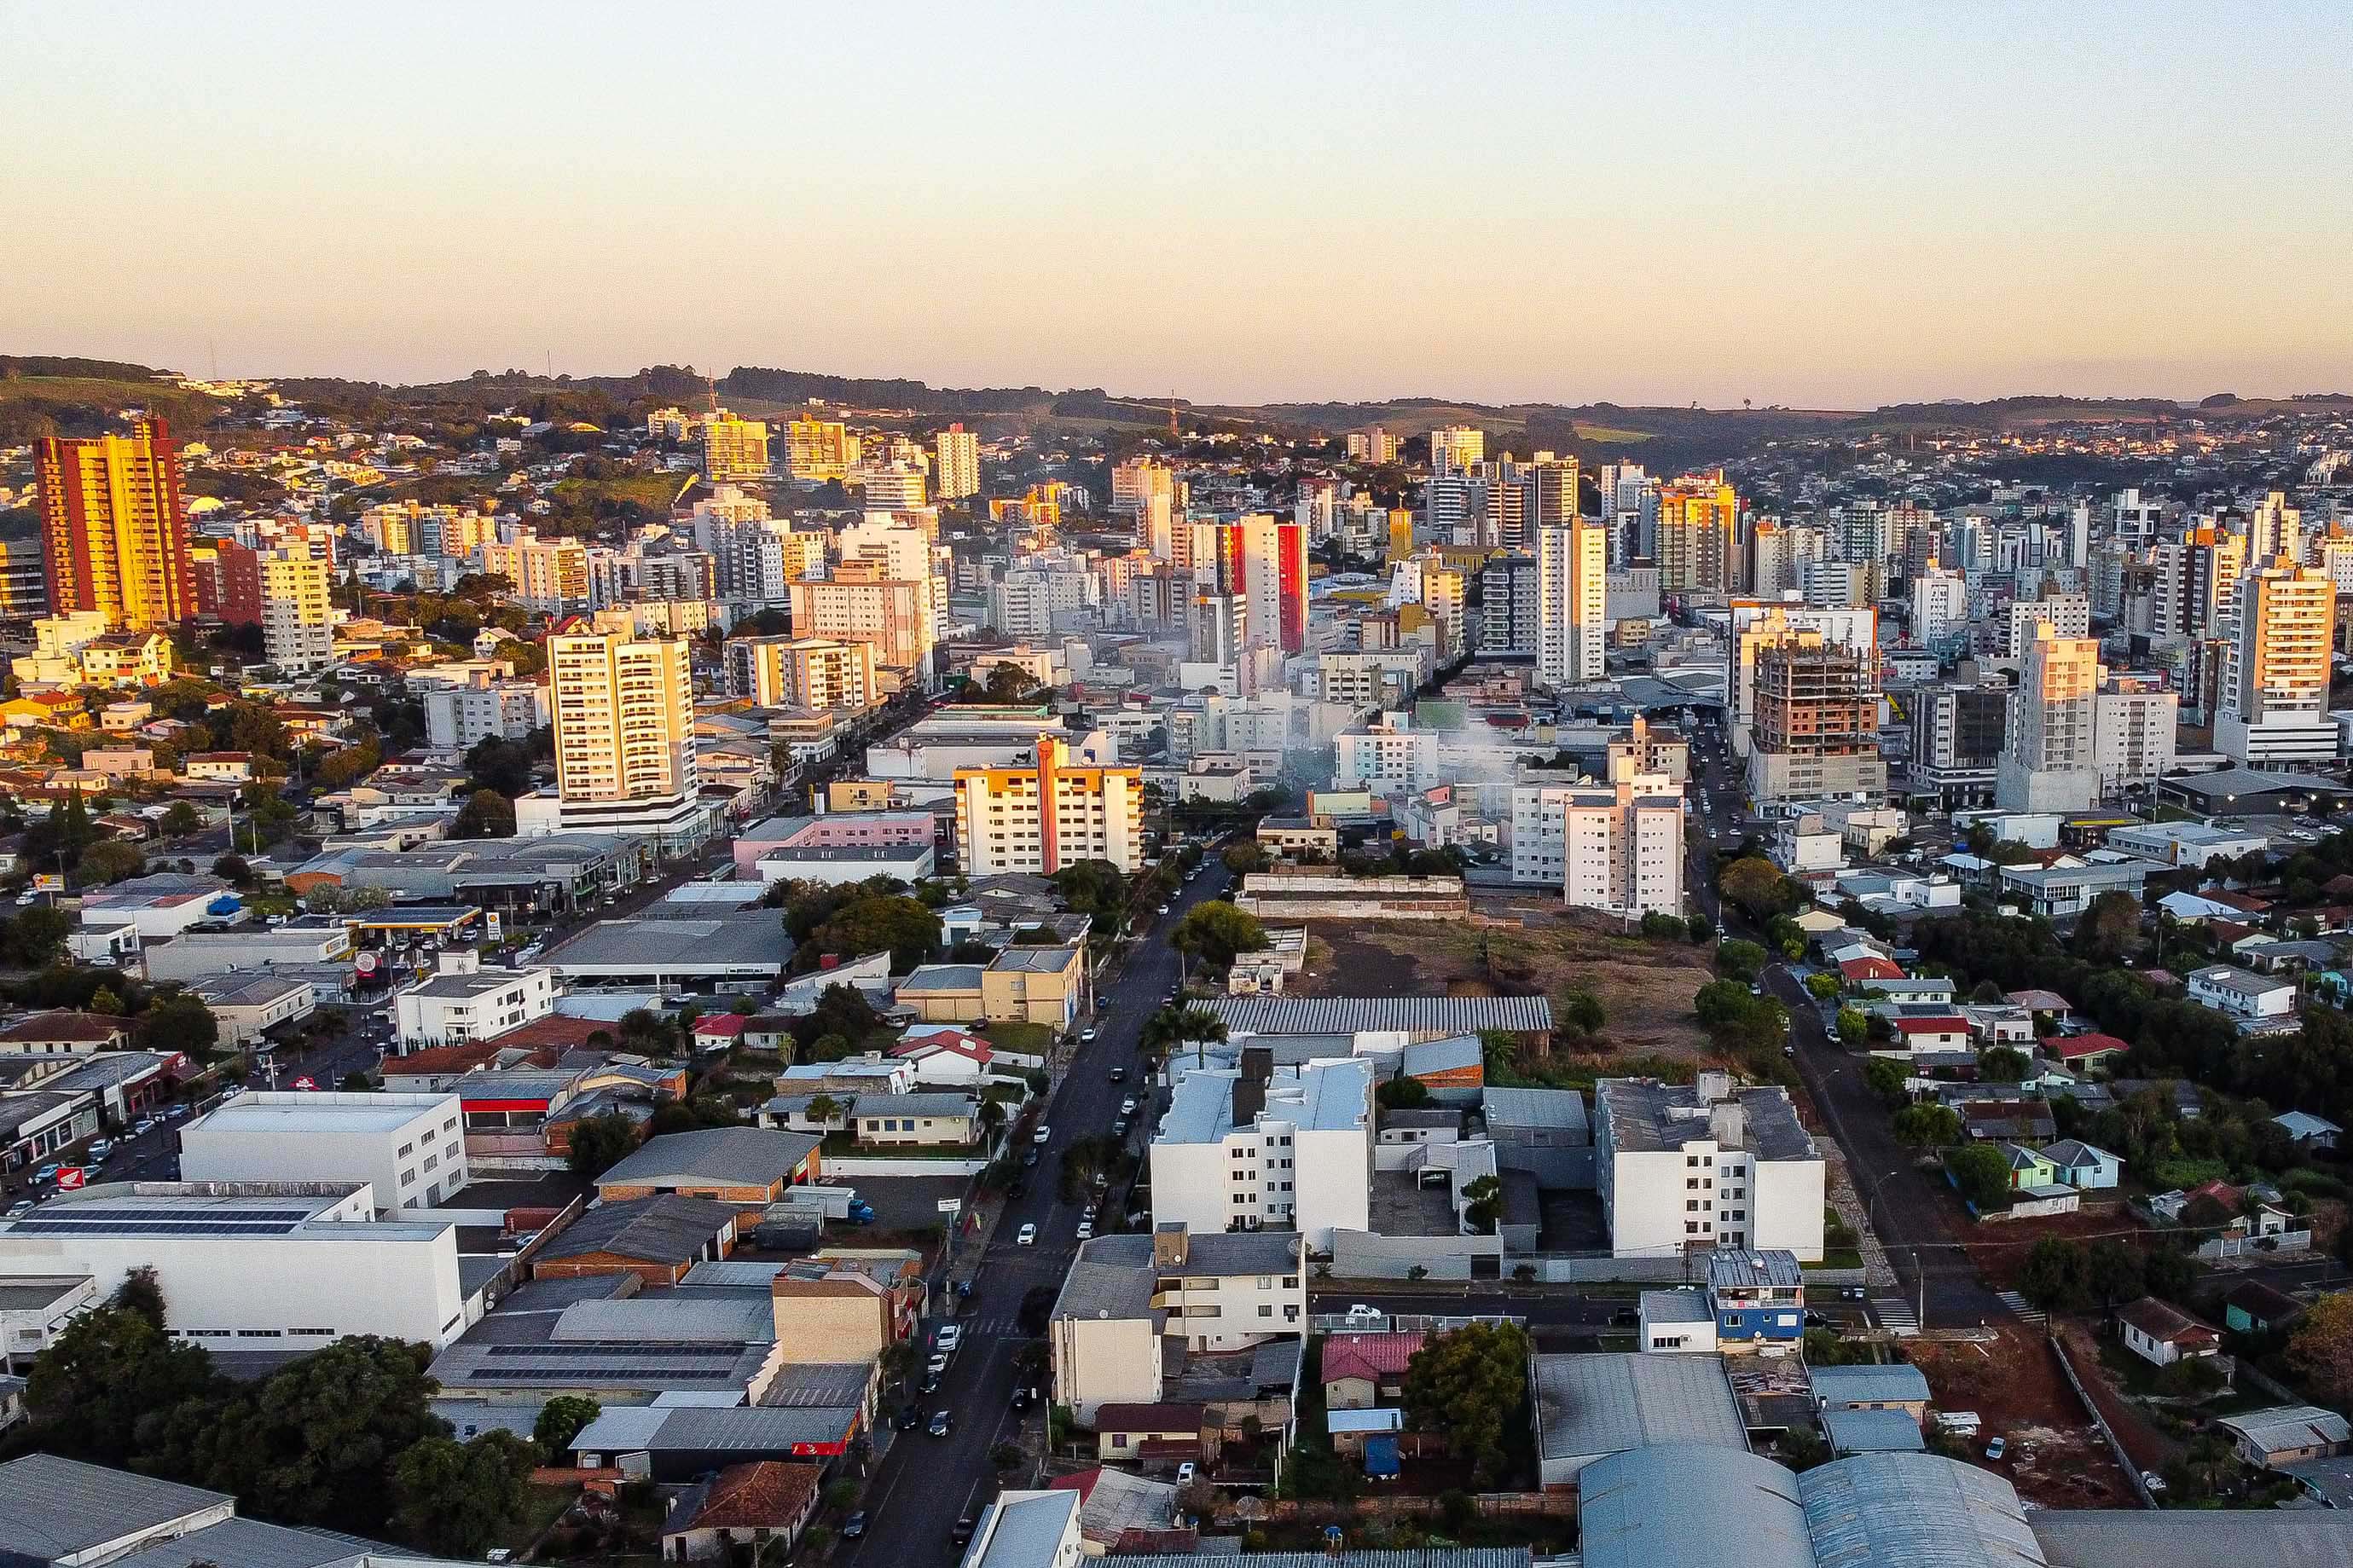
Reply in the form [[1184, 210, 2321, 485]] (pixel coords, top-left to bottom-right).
[[1963, 1204, 2153, 1290], [1293, 894, 1721, 1068], [1906, 1328, 2141, 1508]]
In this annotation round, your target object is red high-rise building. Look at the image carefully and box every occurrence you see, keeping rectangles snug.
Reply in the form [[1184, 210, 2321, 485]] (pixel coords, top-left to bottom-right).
[[33, 417, 197, 630]]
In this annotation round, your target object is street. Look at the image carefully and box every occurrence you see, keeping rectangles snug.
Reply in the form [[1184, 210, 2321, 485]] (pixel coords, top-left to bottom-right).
[[840, 855, 1235, 1565]]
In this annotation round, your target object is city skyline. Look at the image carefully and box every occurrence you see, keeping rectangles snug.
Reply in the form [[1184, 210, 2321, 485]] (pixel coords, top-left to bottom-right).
[[8, 3, 2351, 408]]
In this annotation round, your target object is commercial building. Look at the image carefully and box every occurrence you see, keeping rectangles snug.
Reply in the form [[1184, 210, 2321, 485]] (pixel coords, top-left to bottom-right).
[[953, 732, 1143, 875], [33, 418, 197, 632], [935, 424, 981, 500], [2217, 558, 2339, 767], [183, 974, 316, 1044], [726, 635, 877, 712], [177, 1091, 467, 1212], [0, 1182, 469, 1349], [1531, 1352, 1747, 1485], [1148, 1052, 1372, 1250], [595, 1127, 821, 1219], [1593, 1071, 1826, 1260], [1996, 622, 2101, 812], [1536, 520, 1608, 688], [539, 910, 788, 989], [1727, 604, 1875, 760], [1047, 1226, 1304, 1421]]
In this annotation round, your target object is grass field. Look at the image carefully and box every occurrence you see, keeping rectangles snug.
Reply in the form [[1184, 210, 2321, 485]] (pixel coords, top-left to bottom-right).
[[1293, 895, 1719, 1066], [545, 472, 693, 512], [1571, 420, 1654, 443]]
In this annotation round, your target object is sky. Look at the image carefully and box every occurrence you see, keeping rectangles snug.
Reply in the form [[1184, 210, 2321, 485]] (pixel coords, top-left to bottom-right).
[[5, 2, 2350, 410]]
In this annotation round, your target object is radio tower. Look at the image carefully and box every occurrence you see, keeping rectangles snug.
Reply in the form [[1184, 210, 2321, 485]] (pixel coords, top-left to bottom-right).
[[1168, 391, 1179, 438], [705, 373, 722, 416]]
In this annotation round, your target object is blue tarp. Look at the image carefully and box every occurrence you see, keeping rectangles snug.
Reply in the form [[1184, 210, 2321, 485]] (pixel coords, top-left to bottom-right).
[[1362, 1435, 1400, 1478], [206, 895, 243, 916]]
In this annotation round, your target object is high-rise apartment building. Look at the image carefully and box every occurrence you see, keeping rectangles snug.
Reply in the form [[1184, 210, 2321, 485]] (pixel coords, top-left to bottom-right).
[[954, 732, 1144, 875], [1995, 622, 2101, 811], [934, 424, 981, 500], [2151, 526, 2244, 645], [1428, 425, 1484, 476], [701, 414, 771, 483], [1481, 551, 1539, 657], [424, 673, 549, 751], [1910, 562, 1969, 647], [2217, 558, 2338, 767], [2248, 490, 2302, 564], [259, 546, 333, 674], [0, 541, 48, 616], [1908, 682, 2008, 810], [1346, 428, 1400, 465], [2005, 593, 2091, 657], [1536, 520, 1608, 689], [1510, 724, 1685, 917], [783, 417, 858, 482], [1745, 632, 1886, 806], [34, 417, 197, 631], [2094, 679, 2179, 794], [1727, 604, 1875, 759], [860, 464, 926, 511], [521, 623, 702, 842], [726, 635, 876, 711], [1655, 474, 1737, 596], [480, 530, 590, 614], [1212, 515, 1307, 654], [785, 578, 931, 677]]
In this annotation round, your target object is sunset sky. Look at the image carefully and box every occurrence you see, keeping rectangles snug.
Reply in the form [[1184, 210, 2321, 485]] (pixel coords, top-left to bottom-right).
[[7, 2, 2350, 409]]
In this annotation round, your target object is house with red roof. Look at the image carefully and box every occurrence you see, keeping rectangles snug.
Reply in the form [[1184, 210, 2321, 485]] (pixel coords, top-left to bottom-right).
[[1840, 956, 1907, 987], [692, 1013, 749, 1055], [1320, 1332, 1426, 1409], [2047, 1033, 2129, 1070], [890, 1027, 994, 1085]]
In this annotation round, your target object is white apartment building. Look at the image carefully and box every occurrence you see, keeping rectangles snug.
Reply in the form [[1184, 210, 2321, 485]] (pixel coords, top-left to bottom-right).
[[858, 463, 925, 511], [2217, 558, 2338, 767], [953, 732, 1144, 875], [424, 678, 548, 750], [1510, 752, 1685, 917], [522, 622, 702, 841], [2006, 593, 2092, 658], [2186, 963, 2299, 1027], [259, 547, 333, 674], [0, 1183, 472, 1349], [1148, 1055, 1372, 1251], [1047, 1226, 1304, 1422], [2093, 684, 2180, 792], [1910, 564, 1968, 646], [988, 569, 1056, 639], [393, 955, 557, 1050], [1537, 520, 1607, 688], [1333, 715, 1440, 796], [1594, 1072, 1826, 1261], [1995, 622, 2101, 812], [1429, 425, 1485, 476], [178, 1091, 467, 1213], [1306, 648, 1429, 708], [785, 578, 931, 679]]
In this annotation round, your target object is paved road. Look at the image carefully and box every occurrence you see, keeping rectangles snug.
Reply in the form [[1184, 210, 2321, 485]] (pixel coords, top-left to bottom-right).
[[842, 856, 1236, 1565]]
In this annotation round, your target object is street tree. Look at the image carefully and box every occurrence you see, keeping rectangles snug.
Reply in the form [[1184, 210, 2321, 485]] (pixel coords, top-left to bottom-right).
[[1946, 1143, 2013, 1212], [1718, 857, 1797, 921], [2016, 1237, 2090, 1313], [1863, 1056, 1908, 1107], [565, 1112, 640, 1179], [2287, 1292, 2353, 1403], [1714, 940, 1767, 981], [1891, 1102, 1962, 1148]]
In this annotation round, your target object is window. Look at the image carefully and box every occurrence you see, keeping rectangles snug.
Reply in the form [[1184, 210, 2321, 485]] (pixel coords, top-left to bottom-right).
[[398, 1142, 414, 1157], [400, 1169, 416, 1186], [1283, 1276, 1297, 1288]]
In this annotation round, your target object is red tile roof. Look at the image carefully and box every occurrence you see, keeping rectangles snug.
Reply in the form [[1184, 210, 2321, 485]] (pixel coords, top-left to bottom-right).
[[694, 1014, 749, 1040], [1319, 1332, 1427, 1384], [1092, 1403, 1204, 1434], [1892, 1015, 1968, 1035], [1840, 957, 1907, 983], [670, 1461, 821, 1532], [2050, 1033, 2130, 1062], [0, 1011, 129, 1044]]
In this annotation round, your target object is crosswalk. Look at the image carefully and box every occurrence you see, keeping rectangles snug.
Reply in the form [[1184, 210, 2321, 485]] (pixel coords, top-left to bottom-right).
[[950, 1314, 1024, 1339], [1996, 1289, 2048, 1326], [1870, 1296, 1919, 1335]]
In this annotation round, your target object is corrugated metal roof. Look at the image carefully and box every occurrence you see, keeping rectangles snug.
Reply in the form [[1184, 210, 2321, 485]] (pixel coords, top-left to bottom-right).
[[1800, 1452, 2044, 1568], [1208, 995, 1552, 1035], [1533, 1352, 1747, 1464], [1111, 1553, 1527, 1568], [2027, 1509, 2353, 1568], [0, 1454, 230, 1558], [1808, 1363, 1931, 1409], [1822, 1407, 1927, 1455], [1577, 1444, 1811, 1568]]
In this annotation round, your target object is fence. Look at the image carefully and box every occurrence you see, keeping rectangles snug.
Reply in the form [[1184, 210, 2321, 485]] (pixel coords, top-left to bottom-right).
[[1307, 1312, 1527, 1334], [2048, 1330, 2157, 1510], [2196, 1229, 2313, 1261]]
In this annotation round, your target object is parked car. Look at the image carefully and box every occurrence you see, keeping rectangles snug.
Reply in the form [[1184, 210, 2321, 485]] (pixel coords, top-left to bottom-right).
[[32, 1164, 60, 1184], [1080, 1027, 1098, 1043], [1017, 1223, 1038, 1246], [926, 1352, 949, 1376], [1109, 1066, 1126, 1082], [928, 1409, 953, 1438], [4, 1201, 32, 1219], [1033, 1124, 1052, 1144], [952, 1515, 978, 1546], [841, 1512, 866, 1540], [86, 1140, 113, 1162], [1112, 1119, 1129, 1137], [1984, 1436, 2007, 1461], [1343, 1304, 1382, 1325], [1121, 1097, 1139, 1116], [894, 1405, 921, 1431], [1175, 1462, 1196, 1484], [1075, 1220, 1093, 1241], [163, 1104, 189, 1120], [936, 1323, 962, 1353], [131, 1118, 156, 1137], [1156, 904, 1170, 916], [1022, 1148, 1040, 1167], [2141, 1471, 2166, 1494]]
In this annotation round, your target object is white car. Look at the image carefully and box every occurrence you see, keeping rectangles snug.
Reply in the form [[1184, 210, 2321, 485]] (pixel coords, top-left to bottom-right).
[[1075, 1220, 1093, 1241], [936, 1323, 962, 1353], [1156, 905, 1170, 916], [1343, 1303, 1382, 1324], [1016, 1223, 1038, 1246], [1175, 1462, 1196, 1484], [1033, 1125, 1052, 1144], [1120, 1097, 1139, 1116], [1080, 1027, 1098, 1042]]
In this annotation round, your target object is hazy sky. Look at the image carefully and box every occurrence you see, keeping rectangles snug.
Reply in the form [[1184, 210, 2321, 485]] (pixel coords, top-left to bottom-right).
[[7, 2, 2350, 409]]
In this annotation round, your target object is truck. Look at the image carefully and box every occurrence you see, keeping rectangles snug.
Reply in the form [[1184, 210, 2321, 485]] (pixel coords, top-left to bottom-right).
[[784, 1186, 876, 1224]]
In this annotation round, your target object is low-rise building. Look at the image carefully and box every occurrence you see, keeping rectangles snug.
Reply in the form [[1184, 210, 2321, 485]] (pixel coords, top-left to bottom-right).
[[851, 1091, 981, 1147], [661, 1461, 825, 1565], [184, 974, 315, 1044], [1532, 1351, 1747, 1486], [1047, 1225, 1305, 1422], [393, 957, 558, 1050], [2187, 963, 2300, 1027], [530, 1194, 739, 1287], [594, 1127, 822, 1219], [2118, 1295, 2223, 1368], [177, 1091, 467, 1213], [1148, 1052, 1373, 1250]]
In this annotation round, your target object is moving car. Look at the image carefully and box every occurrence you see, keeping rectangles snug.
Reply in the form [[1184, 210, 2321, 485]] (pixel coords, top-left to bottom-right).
[[1342, 1304, 1382, 1325], [1109, 1066, 1126, 1082], [132, 1118, 156, 1137], [894, 1405, 921, 1431], [952, 1516, 978, 1547], [1080, 1027, 1097, 1043], [926, 1351, 949, 1376], [1175, 1462, 1196, 1484], [1121, 1097, 1139, 1116], [936, 1323, 962, 1353], [4, 1201, 32, 1219], [1033, 1124, 1052, 1144], [86, 1140, 113, 1162], [1156, 904, 1170, 915], [1075, 1220, 1093, 1241], [1017, 1223, 1038, 1245]]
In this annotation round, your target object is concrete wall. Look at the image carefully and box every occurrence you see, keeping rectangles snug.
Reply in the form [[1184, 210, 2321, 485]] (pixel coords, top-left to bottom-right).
[[1328, 1230, 1503, 1282]]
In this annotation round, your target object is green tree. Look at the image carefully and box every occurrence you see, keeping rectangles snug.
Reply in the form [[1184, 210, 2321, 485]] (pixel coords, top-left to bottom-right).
[[1376, 1074, 1432, 1110], [1946, 1143, 2013, 1211], [2084, 1238, 2145, 1312], [1891, 1102, 1962, 1148], [450, 789, 516, 839], [980, 663, 1040, 703], [75, 838, 147, 886], [1863, 1056, 1908, 1107], [1142, 1004, 1226, 1069], [1461, 1173, 1504, 1235], [1805, 972, 1841, 1000], [1835, 1006, 1868, 1048], [565, 1112, 640, 1178], [1171, 900, 1267, 969], [2286, 1292, 2353, 1404], [1718, 857, 1797, 921], [532, 1394, 601, 1458], [25, 1305, 222, 1465], [2073, 890, 2143, 963], [212, 852, 254, 886], [390, 1431, 536, 1558], [339, 1070, 374, 1092], [1715, 940, 1768, 981], [159, 801, 203, 839], [2016, 1237, 2090, 1313], [1, 904, 71, 965], [1221, 842, 1271, 876], [138, 992, 221, 1058], [811, 894, 942, 972], [1558, 987, 1605, 1038], [1979, 1045, 2029, 1083], [111, 1267, 168, 1330], [1401, 1322, 1530, 1488], [1048, 859, 1129, 924]]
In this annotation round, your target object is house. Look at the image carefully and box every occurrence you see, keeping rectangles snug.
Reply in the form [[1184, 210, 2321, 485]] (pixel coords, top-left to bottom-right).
[[1326, 1404, 1406, 1460], [2048, 1033, 2130, 1071], [889, 1027, 994, 1085], [2037, 1139, 2121, 1189], [1092, 1402, 1204, 1462], [2223, 1280, 2308, 1337], [0, 1012, 130, 1056], [1840, 956, 1907, 987], [1810, 1363, 1931, 1421], [1637, 1288, 1717, 1353], [1887, 1015, 1972, 1056], [661, 1461, 823, 1564], [2274, 1110, 2342, 1150], [2000, 1143, 2059, 1190], [2117, 1295, 2223, 1368], [2005, 988, 2078, 1026], [852, 1091, 980, 1146], [1321, 1332, 1425, 1409], [183, 751, 255, 783], [2217, 1405, 2352, 1470], [1957, 1099, 2056, 1143], [1706, 1247, 1805, 1346], [1048, 1227, 1305, 1422], [691, 1014, 748, 1056], [2157, 889, 2246, 923], [2186, 963, 2299, 1027]]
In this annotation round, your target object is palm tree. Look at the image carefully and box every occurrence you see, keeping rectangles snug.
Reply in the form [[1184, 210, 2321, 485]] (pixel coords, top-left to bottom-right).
[[805, 1092, 840, 1129], [1143, 1004, 1226, 1073]]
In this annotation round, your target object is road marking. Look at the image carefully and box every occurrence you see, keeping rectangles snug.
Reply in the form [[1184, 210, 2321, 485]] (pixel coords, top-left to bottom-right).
[[1872, 1296, 1920, 1335], [1995, 1289, 2047, 1326]]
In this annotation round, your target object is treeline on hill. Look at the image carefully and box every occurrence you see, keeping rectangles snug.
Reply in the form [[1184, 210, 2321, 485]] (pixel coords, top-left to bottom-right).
[[1910, 906, 2353, 1136], [0, 355, 164, 379], [722, 366, 1060, 415]]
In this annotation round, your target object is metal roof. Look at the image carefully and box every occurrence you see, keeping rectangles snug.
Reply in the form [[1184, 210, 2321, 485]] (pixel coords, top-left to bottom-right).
[[1481, 1085, 1590, 1133], [536, 1194, 736, 1265], [1208, 995, 1553, 1035], [1808, 1363, 1932, 1409], [1800, 1452, 2044, 1568], [1110, 1553, 1528, 1568], [1576, 1444, 1812, 1568], [543, 912, 788, 974], [2026, 1509, 2353, 1568], [107, 1519, 395, 1568], [595, 1128, 820, 1190], [1532, 1352, 1748, 1466], [1049, 1234, 1160, 1323], [2217, 1403, 2353, 1455], [0, 1454, 230, 1560], [1822, 1407, 1927, 1455], [968, 1490, 1081, 1568], [552, 1297, 774, 1345]]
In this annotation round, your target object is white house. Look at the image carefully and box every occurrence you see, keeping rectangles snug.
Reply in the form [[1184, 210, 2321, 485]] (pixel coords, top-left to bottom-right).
[[2186, 964, 2299, 1027], [2118, 1296, 2223, 1368], [2273, 1110, 2342, 1151], [1637, 1289, 1718, 1354], [1148, 1056, 1372, 1251]]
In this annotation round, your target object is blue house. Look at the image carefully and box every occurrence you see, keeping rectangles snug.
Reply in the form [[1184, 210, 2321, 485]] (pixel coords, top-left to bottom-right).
[[2039, 1138, 2122, 1189], [1705, 1248, 1805, 1345]]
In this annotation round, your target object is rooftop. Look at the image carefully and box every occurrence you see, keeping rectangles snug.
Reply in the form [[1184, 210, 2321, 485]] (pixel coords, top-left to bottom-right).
[[542, 911, 788, 972], [1822, 1406, 1928, 1455], [1049, 1234, 1161, 1324], [2026, 1508, 2353, 1568], [535, 1194, 738, 1266], [1574, 1444, 1811, 1568], [595, 1128, 820, 1190], [1809, 1362, 1932, 1408], [1208, 995, 1553, 1035], [2217, 1403, 2353, 1454], [183, 1090, 456, 1137], [1532, 1352, 1747, 1466], [1706, 1248, 1805, 1292], [0, 1453, 231, 1562], [1597, 1078, 1817, 1161]]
